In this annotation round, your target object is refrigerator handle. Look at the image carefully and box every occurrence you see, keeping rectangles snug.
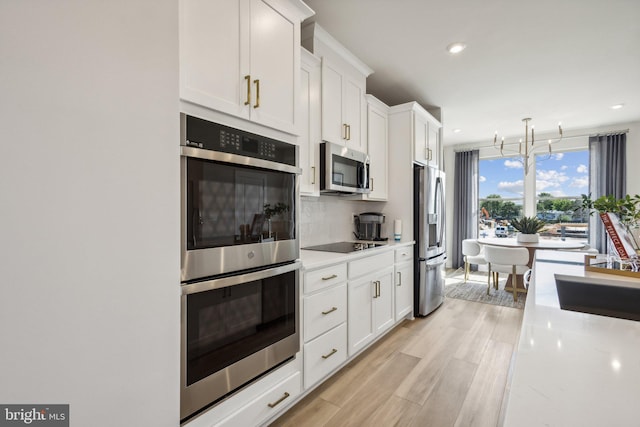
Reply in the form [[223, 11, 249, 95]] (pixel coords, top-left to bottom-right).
[[435, 176, 445, 247]]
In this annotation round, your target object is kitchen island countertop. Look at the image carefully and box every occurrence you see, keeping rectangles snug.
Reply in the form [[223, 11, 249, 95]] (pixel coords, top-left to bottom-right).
[[502, 250, 640, 426]]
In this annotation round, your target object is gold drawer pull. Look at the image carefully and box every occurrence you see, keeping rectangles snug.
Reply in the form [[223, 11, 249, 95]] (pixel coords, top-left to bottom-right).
[[321, 274, 338, 281], [267, 392, 290, 408], [322, 348, 338, 359], [397, 271, 402, 286], [322, 306, 337, 315], [244, 75, 251, 106]]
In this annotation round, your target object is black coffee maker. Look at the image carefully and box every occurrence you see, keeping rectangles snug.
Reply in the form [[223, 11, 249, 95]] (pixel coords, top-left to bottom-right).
[[354, 212, 387, 241]]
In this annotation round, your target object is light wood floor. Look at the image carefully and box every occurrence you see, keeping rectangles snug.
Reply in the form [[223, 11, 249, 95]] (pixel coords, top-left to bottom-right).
[[270, 297, 524, 427]]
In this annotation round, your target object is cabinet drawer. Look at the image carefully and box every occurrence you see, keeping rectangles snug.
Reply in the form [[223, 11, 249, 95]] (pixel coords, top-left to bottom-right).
[[395, 246, 414, 263], [216, 372, 301, 427], [304, 323, 347, 389], [304, 284, 347, 342], [304, 263, 347, 294], [349, 251, 394, 279]]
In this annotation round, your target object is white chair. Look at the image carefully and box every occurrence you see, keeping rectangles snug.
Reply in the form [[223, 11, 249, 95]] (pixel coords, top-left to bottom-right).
[[462, 239, 487, 282], [484, 245, 530, 301]]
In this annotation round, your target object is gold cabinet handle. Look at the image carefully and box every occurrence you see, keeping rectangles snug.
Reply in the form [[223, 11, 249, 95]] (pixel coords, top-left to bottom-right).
[[322, 306, 337, 315], [311, 166, 316, 184], [343, 123, 348, 140], [322, 274, 337, 281], [397, 271, 402, 286], [347, 124, 351, 140], [244, 75, 251, 106], [322, 348, 338, 359], [253, 79, 260, 108], [370, 177, 374, 191], [373, 280, 381, 298], [267, 392, 290, 408]]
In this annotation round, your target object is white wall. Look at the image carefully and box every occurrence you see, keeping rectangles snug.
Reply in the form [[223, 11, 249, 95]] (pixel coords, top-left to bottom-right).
[[0, 2, 180, 426], [443, 120, 640, 267]]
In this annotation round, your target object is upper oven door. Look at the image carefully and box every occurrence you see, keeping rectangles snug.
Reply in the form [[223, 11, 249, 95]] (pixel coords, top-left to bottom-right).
[[181, 146, 300, 281]]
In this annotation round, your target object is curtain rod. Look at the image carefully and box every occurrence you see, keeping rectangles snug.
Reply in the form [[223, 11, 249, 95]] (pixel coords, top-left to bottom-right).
[[453, 128, 629, 152]]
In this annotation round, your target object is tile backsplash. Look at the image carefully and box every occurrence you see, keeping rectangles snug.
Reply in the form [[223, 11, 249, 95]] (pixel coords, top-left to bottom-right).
[[300, 196, 387, 247]]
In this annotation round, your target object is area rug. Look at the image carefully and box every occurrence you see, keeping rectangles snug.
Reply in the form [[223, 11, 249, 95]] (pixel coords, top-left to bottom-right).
[[444, 268, 526, 309]]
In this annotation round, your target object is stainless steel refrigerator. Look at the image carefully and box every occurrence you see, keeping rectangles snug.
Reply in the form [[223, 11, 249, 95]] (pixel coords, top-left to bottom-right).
[[414, 164, 446, 316]]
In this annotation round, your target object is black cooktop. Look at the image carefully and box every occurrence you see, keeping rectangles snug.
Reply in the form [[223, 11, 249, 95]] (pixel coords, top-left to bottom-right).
[[302, 241, 387, 253]]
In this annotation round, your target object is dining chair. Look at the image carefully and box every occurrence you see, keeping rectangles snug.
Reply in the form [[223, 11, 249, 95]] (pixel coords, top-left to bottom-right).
[[461, 239, 487, 282], [484, 245, 530, 301]]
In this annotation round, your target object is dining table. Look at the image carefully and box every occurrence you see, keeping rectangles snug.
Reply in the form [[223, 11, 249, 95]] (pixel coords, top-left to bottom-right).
[[477, 237, 585, 291]]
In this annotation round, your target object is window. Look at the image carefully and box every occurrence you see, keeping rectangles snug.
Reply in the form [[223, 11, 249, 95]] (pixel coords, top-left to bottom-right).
[[479, 156, 523, 238], [535, 150, 589, 241], [478, 149, 589, 242]]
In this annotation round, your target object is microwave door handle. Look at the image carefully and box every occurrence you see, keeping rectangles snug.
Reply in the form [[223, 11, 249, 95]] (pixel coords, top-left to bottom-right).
[[363, 156, 370, 189]]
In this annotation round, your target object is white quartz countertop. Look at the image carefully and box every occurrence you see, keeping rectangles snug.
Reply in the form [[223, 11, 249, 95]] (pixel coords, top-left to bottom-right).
[[300, 240, 414, 270], [502, 250, 640, 427]]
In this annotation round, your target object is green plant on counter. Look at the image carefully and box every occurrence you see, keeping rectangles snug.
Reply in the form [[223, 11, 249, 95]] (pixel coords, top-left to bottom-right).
[[510, 216, 546, 234]]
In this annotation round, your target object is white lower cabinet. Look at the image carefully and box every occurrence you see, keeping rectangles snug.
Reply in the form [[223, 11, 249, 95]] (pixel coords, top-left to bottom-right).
[[347, 251, 395, 356], [394, 247, 414, 320], [304, 323, 347, 388], [215, 371, 301, 427]]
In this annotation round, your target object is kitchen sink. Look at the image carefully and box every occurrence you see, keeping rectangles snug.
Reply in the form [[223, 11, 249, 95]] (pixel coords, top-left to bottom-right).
[[554, 274, 640, 321]]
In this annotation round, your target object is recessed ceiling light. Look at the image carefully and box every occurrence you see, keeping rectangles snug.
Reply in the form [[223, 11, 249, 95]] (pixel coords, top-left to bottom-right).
[[446, 42, 466, 54], [452, 128, 462, 133], [611, 104, 624, 110]]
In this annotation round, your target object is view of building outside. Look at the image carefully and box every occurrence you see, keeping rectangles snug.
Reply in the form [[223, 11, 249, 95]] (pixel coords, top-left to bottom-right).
[[478, 150, 589, 241]]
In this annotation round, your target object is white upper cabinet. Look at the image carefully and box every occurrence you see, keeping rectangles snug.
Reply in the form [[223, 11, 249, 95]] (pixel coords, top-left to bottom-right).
[[365, 95, 389, 201], [389, 102, 442, 169], [180, 0, 313, 135], [302, 23, 372, 152], [299, 48, 321, 196], [412, 105, 441, 168]]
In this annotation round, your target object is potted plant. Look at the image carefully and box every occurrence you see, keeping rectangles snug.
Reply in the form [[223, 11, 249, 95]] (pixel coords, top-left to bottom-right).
[[510, 216, 546, 243], [581, 193, 640, 257]]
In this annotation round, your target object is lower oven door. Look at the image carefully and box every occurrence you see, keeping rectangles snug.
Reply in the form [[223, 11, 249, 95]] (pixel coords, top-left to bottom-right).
[[180, 261, 301, 421]]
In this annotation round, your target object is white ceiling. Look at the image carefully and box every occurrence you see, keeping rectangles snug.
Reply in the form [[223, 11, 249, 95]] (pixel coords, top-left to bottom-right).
[[303, 0, 640, 146]]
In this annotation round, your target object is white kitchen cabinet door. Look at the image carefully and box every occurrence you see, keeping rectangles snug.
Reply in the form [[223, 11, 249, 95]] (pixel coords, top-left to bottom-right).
[[180, 0, 305, 135], [343, 78, 366, 152], [365, 95, 389, 201], [413, 112, 429, 165], [427, 122, 440, 169], [180, 0, 247, 120], [320, 59, 345, 145], [347, 274, 375, 356], [373, 267, 395, 335], [394, 261, 413, 320], [299, 49, 321, 196], [248, 0, 297, 133]]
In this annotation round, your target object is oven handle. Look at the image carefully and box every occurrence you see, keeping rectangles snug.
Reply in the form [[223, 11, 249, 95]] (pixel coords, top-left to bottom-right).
[[181, 261, 302, 295], [181, 146, 302, 175]]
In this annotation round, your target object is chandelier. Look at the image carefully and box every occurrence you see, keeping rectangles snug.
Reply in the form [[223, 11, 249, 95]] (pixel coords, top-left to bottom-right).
[[493, 118, 563, 175]]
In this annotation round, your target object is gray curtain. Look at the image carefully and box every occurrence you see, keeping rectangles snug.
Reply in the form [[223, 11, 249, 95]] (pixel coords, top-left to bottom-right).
[[452, 150, 479, 268], [589, 133, 626, 253]]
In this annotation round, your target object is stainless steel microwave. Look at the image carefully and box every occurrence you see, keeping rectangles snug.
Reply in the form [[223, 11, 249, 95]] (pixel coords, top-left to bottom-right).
[[319, 142, 370, 194]]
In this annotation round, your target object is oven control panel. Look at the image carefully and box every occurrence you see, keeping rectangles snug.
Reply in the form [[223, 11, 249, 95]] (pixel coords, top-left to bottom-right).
[[184, 115, 295, 166]]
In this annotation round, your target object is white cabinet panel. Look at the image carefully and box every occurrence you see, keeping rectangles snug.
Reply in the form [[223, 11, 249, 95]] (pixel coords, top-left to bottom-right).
[[303, 283, 347, 342], [394, 261, 413, 320], [299, 48, 321, 196], [303, 323, 347, 388]]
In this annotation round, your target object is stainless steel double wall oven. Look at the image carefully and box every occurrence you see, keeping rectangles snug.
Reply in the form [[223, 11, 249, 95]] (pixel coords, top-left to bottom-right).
[[180, 114, 301, 421]]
